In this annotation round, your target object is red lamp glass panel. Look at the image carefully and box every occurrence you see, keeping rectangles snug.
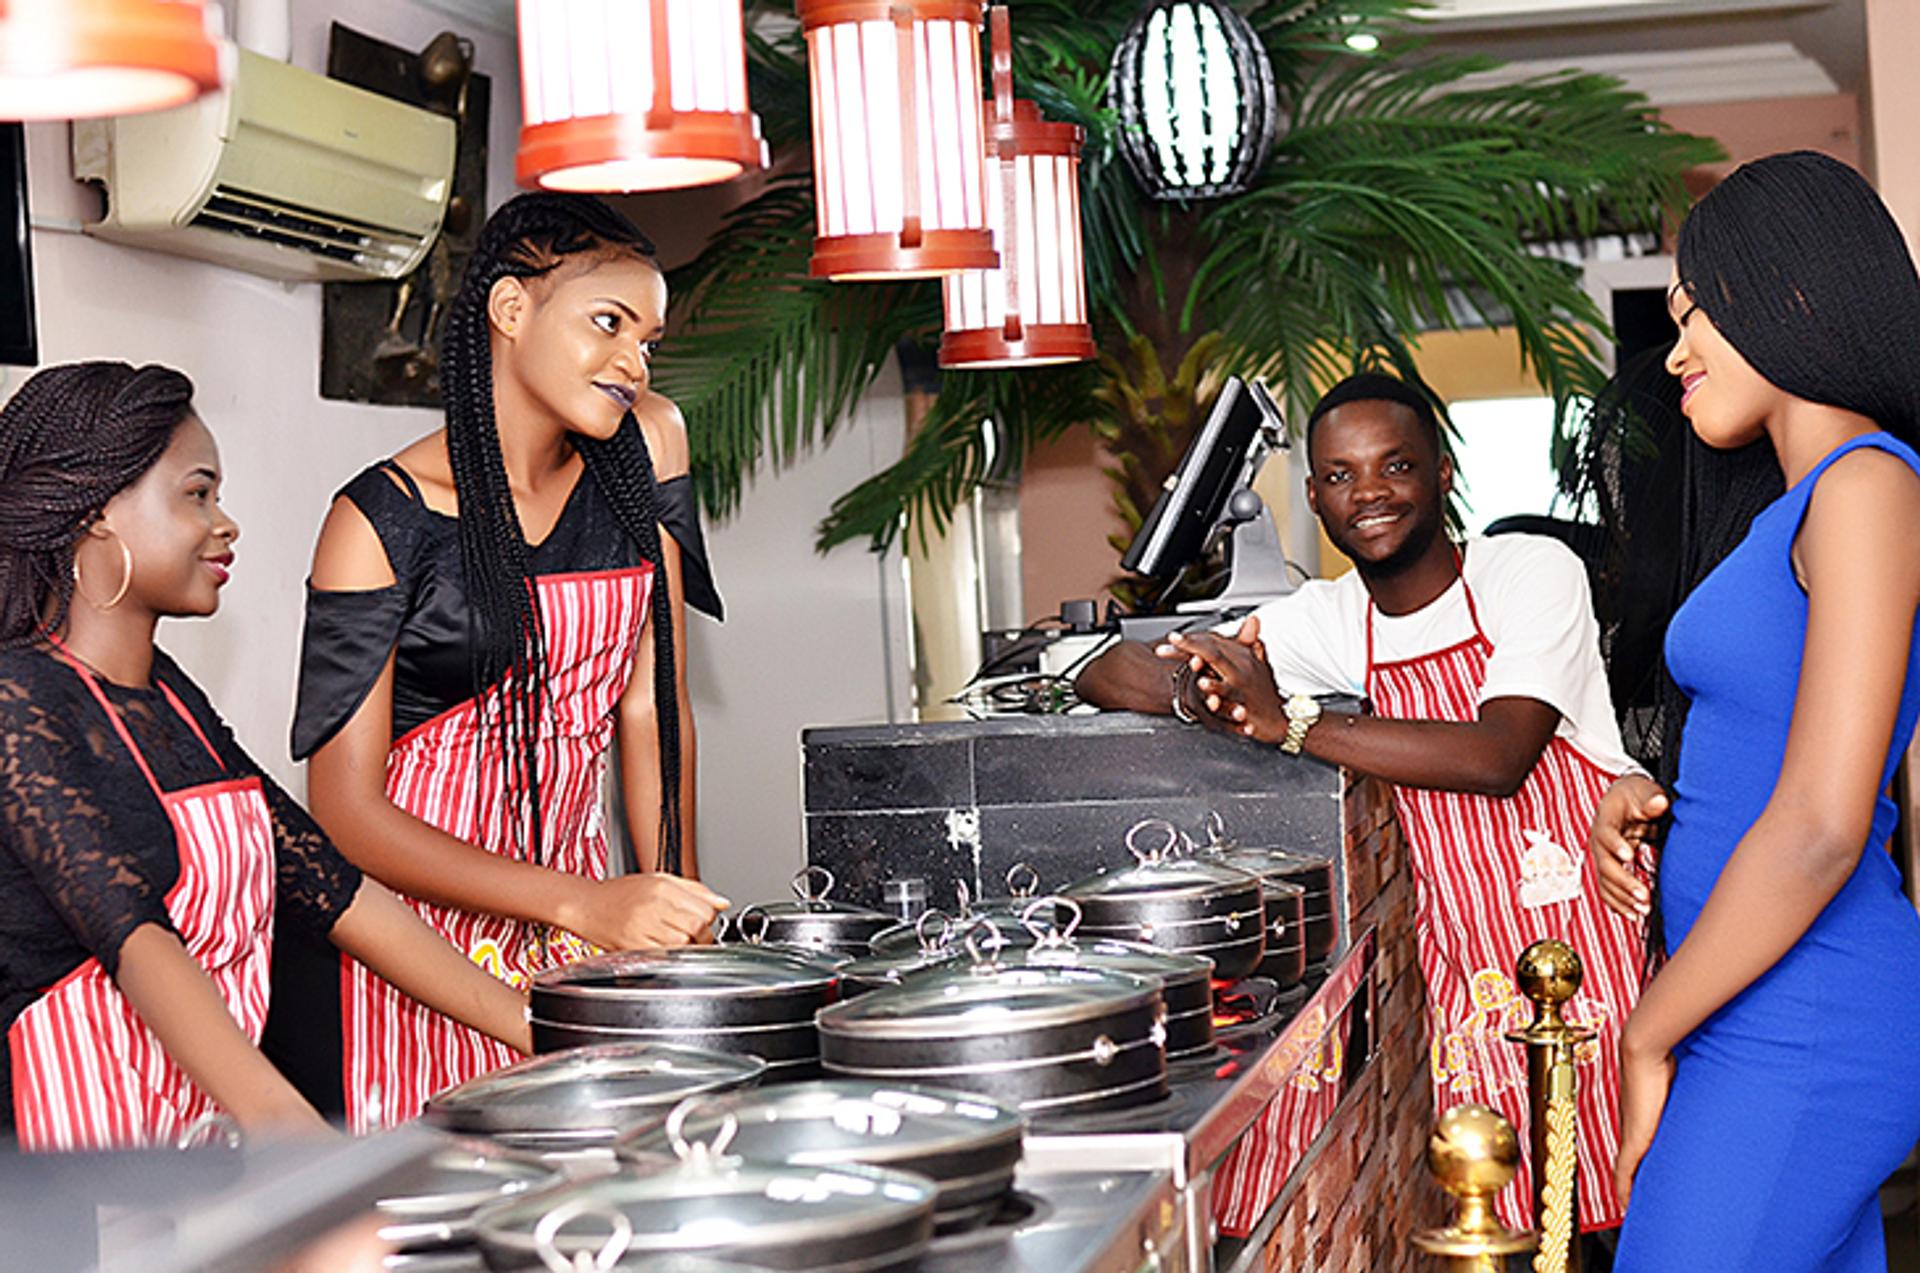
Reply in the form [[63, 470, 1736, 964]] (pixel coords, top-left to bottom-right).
[[940, 10, 1093, 368], [798, 0, 997, 280], [518, 0, 769, 193], [0, 0, 223, 122]]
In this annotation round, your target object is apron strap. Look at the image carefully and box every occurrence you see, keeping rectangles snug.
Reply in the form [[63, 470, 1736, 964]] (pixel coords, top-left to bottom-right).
[[1362, 542, 1486, 691], [46, 640, 167, 800], [154, 678, 225, 772]]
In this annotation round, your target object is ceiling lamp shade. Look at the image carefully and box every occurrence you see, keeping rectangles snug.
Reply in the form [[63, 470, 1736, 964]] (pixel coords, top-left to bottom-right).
[[517, 0, 769, 193], [1110, 0, 1277, 201], [940, 10, 1093, 369], [797, 0, 997, 281], [0, 0, 224, 122]]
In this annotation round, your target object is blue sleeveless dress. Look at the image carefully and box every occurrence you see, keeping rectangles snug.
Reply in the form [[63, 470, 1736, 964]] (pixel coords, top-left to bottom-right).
[[1615, 432, 1920, 1271]]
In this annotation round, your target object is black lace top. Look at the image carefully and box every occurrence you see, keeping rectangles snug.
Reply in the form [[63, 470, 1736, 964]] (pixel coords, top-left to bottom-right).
[[289, 460, 722, 759], [0, 645, 363, 1131]]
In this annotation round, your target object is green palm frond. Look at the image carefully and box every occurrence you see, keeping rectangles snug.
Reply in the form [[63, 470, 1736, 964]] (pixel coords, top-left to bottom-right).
[[667, 0, 1721, 556], [653, 176, 941, 519]]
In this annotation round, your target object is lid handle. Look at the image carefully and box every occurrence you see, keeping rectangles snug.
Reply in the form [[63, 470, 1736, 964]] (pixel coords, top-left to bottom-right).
[[532, 1199, 634, 1273], [960, 916, 1005, 970], [1005, 861, 1041, 899], [735, 905, 771, 945], [1125, 817, 1182, 867], [1205, 809, 1235, 852], [175, 1110, 241, 1151], [915, 907, 954, 953], [665, 1096, 740, 1165], [1020, 895, 1080, 947], [792, 864, 835, 904]]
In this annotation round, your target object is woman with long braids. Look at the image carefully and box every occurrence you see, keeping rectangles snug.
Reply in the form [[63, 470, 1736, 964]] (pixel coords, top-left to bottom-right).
[[0, 361, 530, 1148], [1587, 151, 1920, 1270], [276, 192, 727, 1130]]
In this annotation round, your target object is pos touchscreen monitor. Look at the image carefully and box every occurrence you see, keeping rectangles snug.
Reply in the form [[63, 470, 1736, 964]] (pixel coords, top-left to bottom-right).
[[1120, 376, 1281, 583]]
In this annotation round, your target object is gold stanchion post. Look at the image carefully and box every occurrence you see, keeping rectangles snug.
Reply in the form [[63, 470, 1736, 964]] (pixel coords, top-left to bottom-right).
[[1413, 1104, 1539, 1272], [1507, 940, 1593, 1273]]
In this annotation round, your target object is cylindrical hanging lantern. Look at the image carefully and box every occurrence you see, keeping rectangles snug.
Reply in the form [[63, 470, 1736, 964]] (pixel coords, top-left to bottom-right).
[[797, 0, 997, 281], [518, 0, 769, 193], [0, 0, 224, 122], [941, 9, 1093, 369], [1110, 0, 1277, 201]]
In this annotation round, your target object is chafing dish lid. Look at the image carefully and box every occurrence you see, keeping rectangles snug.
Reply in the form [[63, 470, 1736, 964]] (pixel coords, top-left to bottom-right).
[[472, 1151, 935, 1263], [1065, 819, 1261, 900], [619, 1080, 1022, 1166], [425, 1043, 768, 1134], [532, 946, 841, 998], [376, 1142, 563, 1220], [816, 960, 1159, 1038]]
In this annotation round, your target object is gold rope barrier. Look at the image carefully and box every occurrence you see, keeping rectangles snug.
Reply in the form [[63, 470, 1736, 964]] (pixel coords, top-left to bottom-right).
[[1507, 940, 1594, 1273], [1412, 1104, 1539, 1272]]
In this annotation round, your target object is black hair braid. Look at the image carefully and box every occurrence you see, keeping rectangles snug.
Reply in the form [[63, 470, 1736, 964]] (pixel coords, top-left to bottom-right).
[[438, 192, 677, 872], [576, 420, 681, 875], [1678, 151, 1920, 449], [0, 362, 195, 646]]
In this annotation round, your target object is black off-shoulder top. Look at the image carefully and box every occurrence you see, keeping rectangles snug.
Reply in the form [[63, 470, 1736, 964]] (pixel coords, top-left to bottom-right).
[[290, 457, 722, 760]]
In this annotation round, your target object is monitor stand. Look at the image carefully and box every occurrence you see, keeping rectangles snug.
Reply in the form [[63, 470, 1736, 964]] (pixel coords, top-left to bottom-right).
[[1180, 487, 1298, 615], [1114, 489, 1300, 644]]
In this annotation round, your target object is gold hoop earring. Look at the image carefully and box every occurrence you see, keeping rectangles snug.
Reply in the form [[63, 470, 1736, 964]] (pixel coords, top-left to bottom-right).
[[73, 533, 133, 611]]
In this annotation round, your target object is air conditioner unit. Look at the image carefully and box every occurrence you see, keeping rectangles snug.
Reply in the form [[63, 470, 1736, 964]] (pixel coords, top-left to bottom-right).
[[72, 47, 456, 283]]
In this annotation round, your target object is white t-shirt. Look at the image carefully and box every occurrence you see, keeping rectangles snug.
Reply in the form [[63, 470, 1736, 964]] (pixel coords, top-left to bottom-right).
[[1237, 534, 1637, 776]]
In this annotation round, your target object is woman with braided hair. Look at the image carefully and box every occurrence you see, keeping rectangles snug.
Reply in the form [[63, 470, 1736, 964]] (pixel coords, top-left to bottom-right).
[[275, 192, 727, 1130], [0, 361, 530, 1149], [1584, 151, 1920, 1270]]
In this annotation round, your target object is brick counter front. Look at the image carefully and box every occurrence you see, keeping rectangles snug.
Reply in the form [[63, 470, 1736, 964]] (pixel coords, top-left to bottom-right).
[[1236, 772, 1443, 1271]]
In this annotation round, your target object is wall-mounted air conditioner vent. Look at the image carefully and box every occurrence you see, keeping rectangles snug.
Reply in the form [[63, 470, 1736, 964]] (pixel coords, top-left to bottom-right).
[[73, 47, 455, 283]]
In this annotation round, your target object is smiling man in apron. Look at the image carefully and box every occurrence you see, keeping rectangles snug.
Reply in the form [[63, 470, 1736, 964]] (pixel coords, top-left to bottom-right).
[[1078, 373, 1646, 1247]]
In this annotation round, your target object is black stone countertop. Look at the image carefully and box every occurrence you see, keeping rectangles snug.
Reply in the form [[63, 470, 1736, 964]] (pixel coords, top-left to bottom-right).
[[800, 706, 1361, 925]]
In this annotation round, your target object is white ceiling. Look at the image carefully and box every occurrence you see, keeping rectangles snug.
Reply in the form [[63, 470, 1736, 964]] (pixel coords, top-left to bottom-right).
[[394, 0, 1866, 105], [1418, 0, 1833, 30], [1454, 40, 1840, 105]]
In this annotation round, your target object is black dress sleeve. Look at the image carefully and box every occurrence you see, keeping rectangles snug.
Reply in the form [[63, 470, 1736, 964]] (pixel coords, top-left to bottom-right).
[[153, 654, 364, 940], [657, 472, 724, 622], [0, 664, 178, 975], [290, 464, 424, 760]]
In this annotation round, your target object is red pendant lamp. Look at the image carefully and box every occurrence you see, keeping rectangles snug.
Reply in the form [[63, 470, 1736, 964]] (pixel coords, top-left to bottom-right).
[[0, 0, 224, 122], [517, 0, 769, 193], [797, 0, 997, 281], [940, 8, 1094, 368]]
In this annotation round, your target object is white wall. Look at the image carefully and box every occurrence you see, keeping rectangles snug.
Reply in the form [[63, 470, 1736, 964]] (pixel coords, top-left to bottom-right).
[[688, 361, 912, 908], [14, 0, 909, 906]]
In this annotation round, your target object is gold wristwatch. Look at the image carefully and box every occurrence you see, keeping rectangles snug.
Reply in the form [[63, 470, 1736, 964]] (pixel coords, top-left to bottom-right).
[[1278, 693, 1321, 755]]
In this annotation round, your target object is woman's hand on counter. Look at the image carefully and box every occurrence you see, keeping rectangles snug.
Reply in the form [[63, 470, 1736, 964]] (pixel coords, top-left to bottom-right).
[[554, 872, 729, 952], [1587, 774, 1665, 920]]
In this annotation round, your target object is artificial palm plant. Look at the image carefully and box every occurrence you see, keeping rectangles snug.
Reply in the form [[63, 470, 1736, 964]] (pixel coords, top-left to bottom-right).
[[653, 0, 1718, 560]]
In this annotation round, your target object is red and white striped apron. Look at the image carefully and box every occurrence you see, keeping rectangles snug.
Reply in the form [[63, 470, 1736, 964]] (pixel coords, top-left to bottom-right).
[[1369, 579, 1642, 1233], [342, 565, 652, 1133], [9, 651, 276, 1150]]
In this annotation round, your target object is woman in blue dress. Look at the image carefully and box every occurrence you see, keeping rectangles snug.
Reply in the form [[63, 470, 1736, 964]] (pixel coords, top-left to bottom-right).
[[1588, 150, 1920, 1271]]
